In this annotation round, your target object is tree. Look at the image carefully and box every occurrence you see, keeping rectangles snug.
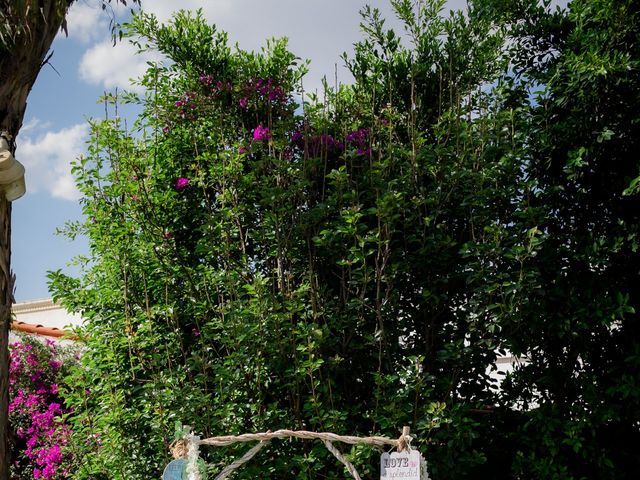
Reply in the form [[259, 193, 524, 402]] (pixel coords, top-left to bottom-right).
[[474, 0, 640, 477], [49, 0, 640, 478], [0, 1, 139, 477], [51, 4, 514, 478]]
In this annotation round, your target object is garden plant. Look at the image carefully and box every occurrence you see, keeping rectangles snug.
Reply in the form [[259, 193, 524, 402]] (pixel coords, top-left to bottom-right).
[[40, 0, 640, 478], [8, 336, 78, 480]]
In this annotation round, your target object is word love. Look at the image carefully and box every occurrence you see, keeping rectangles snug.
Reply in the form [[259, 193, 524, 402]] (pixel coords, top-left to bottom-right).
[[386, 457, 410, 468], [380, 450, 426, 480]]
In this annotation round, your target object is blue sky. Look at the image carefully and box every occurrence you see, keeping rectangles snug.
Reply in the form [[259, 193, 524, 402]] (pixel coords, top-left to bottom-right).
[[11, 0, 466, 301]]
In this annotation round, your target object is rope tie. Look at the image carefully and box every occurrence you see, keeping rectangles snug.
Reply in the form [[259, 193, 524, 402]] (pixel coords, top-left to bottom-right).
[[170, 438, 188, 459], [397, 426, 412, 452]]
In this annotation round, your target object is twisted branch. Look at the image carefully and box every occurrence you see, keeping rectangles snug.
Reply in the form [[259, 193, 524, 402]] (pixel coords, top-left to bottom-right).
[[198, 429, 403, 449], [180, 427, 412, 480], [213, 441, 269, 480]]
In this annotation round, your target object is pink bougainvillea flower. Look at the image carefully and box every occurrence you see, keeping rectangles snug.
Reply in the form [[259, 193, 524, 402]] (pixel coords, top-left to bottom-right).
[[174, 177, 190, 190], [239, 146, 249, 155], [9, 340, 73, 480], [252, 124, 270, 142], [239, 97, 248, 109]]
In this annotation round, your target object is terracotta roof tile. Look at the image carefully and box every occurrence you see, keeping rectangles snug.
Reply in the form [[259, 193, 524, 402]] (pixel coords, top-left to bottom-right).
[[10, 320, 78, 340]]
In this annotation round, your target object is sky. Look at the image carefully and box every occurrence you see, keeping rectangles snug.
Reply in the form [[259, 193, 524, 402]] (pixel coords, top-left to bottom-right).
[[10, 0, 467, 301]]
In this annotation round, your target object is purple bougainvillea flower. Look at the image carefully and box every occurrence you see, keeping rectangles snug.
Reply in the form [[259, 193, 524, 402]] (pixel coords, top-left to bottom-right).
[[174, 177, 190, 190], [252, 124, 270, 142], [268, 86, 285, 102], [239, 97, 248, 109], [199, 74, 213, 86], [291, 130, 303, 143], [239, 146, 249, 155], [191, 327, 201, 337], [49, 360, 62, 370], [346, 128, 369, 144]]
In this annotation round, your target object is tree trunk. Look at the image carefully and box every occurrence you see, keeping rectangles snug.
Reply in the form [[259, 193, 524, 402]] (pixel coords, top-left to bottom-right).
[[0, 2, 74, 476], [0, 197, 11, 480]]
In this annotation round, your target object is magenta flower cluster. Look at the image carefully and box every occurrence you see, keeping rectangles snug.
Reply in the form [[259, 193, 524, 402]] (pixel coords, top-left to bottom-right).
[[175, 177, 190, 190], [199, 75, 232, 95], [174, 91, 198, 119], [253, 77, 286, 103], [9, 340, 74, 480], [197, 75, 287, 108], [290, 129, 347, 158], [346, 127, 371, 156], [253, 124, 271, 142]]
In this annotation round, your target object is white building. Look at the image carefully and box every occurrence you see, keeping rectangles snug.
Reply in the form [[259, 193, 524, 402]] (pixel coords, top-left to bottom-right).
[[10, 298, 81, 343]]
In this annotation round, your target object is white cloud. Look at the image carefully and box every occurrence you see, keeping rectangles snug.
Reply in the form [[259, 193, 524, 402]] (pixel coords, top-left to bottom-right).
[[141, 0, 233, 24], [137, 0, 467, 92], [72, 0, 473, 93], [78, 39, 162, 91], [17, 123, 90, 201], [65, 1, 106, 43], [20, 118, 52, 137]]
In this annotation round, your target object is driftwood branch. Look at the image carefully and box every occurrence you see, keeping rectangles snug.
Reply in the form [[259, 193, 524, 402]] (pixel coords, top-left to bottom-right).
[[182, 427, 412, 480]]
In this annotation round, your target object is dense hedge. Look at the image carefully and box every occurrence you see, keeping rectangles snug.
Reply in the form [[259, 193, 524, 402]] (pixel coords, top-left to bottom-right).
[[50, 1, 640, 478]]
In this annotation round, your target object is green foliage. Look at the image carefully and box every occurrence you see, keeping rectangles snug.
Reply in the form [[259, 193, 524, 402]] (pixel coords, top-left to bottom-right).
[[480, 0, 640, 478], [49, 1, 640, 479]]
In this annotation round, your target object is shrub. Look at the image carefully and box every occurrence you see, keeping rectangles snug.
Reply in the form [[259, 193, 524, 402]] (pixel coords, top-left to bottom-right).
[[9, 336, 78, 480]]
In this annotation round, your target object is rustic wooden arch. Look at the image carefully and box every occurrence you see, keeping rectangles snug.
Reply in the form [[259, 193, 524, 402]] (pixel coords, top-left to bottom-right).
[[173, 427, 412, 480]]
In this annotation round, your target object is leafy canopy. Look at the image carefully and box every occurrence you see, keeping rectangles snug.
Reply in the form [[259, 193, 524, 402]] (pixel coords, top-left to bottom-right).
[[50, 1, 640, 479]]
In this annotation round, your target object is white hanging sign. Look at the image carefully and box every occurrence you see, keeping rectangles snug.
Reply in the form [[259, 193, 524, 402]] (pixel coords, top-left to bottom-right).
[[380, 450, 426, 480]]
